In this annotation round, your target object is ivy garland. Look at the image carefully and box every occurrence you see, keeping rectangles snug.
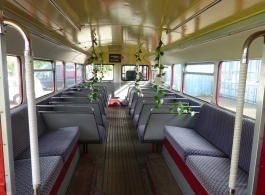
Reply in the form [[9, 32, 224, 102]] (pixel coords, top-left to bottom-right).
[[98, 52, 104, 86], [80, 29, 99, 102], [152, 39, 195, 117], [152, 40, 165, 109], [134, 47, 143, 96]]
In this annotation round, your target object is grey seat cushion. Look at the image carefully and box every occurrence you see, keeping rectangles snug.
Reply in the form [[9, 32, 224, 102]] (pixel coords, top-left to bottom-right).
[[11, 105, 47, 159], [133, 115, 139, 127], [15, 156, 64, 195], [164, 126, 226, 161], [137, 125, 145, 142], [102, 115, 106, 127], [17, 126, 80, 162], [129, 109, 134, 117], [186, 155, 248, 195], [98, 125, 105, 142]]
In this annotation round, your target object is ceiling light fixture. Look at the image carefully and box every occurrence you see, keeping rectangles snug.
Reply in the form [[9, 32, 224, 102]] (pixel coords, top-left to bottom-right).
[[49, 0, 81, 31], [166, 0, 222, 34]]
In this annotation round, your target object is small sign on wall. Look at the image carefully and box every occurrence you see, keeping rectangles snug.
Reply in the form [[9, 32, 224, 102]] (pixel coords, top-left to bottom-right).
[[109, 54, 121, 62], [109, 54, 127, 62]]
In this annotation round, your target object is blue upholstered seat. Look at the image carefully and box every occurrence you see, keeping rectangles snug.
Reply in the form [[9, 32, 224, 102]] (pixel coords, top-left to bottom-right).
[[164, 126, 226, 161], [137, 125, 145, 142], [129, 109, 134, 116], [133, 115, 139, 127], [15, 156, 64, 195], [17, 126, 80, 162], [102, 115, 106, 126], [186, 155, 248, 195], [98, 125, 105, 142]]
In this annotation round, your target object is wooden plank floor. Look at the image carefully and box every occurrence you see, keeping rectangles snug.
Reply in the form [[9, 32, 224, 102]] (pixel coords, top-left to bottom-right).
[[102, 107, 147, 195]]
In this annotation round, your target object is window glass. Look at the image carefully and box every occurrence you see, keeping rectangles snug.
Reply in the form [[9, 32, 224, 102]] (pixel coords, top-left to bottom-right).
[[183, 63, 214, 102], [121, 65, 149, 81], [65, 62, 75, 87], [7, 56, 22, 108], [162, 65, 172, 86], [56, 61, 64, 90], [76, 64, 83, 83], [33, 60, 53, 97], [218, 60, 261, 118], [172, 64, 182, 91], [86, 64, 114, 81]]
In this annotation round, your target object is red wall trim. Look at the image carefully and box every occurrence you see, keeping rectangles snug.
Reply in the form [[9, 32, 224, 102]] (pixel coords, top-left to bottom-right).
[[49, 142, 79, 195], [164, 138, 208, 195], [256, 125, 265, 194], [0, 118, 6, 195]]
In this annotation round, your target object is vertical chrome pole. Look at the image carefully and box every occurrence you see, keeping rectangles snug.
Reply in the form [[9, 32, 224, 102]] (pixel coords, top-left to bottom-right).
[[4, 19, 41, 194], [0, 11, 16, 195], [228, 30, 265, 194]]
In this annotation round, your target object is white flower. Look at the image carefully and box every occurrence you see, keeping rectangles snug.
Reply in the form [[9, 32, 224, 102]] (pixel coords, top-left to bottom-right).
[[190, 111, 195, 117], [183, 109, 187, 113], [177, 107, 181, 112], [154, 77, 162, 85]]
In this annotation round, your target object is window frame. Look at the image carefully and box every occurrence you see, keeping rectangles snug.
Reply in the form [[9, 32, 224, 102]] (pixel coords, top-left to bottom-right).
[[171, 64, 182, 92], [7, 55, 23, 107], [85, 64, 114, 81], [121, 64, 149, 81], [33, 58, 54, 96], [183, 62, 215, 102]]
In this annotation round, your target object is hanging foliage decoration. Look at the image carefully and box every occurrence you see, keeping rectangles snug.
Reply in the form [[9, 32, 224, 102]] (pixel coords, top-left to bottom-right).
[[80, 29, 99, 102], [98, 52, 104, 85], [134, 46, 143, 96], [152, 40, 165, 109], [152, 39, 195, 117]]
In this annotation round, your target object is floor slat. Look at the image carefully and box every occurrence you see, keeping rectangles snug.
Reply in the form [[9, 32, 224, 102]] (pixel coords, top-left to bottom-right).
[[102, 107, 146, 195]]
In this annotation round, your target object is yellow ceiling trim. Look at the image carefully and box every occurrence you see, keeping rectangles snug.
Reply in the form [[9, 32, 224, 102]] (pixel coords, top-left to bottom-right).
[[4, 7, 88, 55], [163, 6, 265, 51]]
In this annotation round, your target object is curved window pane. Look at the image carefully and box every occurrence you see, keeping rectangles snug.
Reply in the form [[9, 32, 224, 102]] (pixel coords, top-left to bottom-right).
[[184, 63, 214, 102], [7, 56, 22, 108], [86, 64, 114, 81], [121, 65, 149, 81], [218, 60, 260, 118], [76, 64, 83, 83], [33, 60, 53, 97], [56, 61, 64, 90], [172, 64, 182, 91], [162, 65, 172, 86], [65, 62, 75, 87]]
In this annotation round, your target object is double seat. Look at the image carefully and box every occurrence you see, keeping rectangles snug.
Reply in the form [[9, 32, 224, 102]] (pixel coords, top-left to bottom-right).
[[11, 104, 81, 195], [162, 103, 254, 194]]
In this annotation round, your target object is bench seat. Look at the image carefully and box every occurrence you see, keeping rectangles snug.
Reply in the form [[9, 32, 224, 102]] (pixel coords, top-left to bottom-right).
[[186, 155, 248, 195], [163, 126, 226, 161], [17, 126, 80, 162], [15, 156, 64, 195]]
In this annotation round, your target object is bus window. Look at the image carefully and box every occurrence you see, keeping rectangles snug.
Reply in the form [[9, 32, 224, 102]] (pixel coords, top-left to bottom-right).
[[218, 60, 261, 118], [65, 62, 75, 87], [76, 64, 83, 83], [33, 59, 53, 97], [7, 56, 22, 107], [56, 61, 64, 90], [162, 65, 172, 87], [183, 63, 214, 102], [172, 64, 182, 91], [121, 65, 149, 81], [85, 64, 114, 81]]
